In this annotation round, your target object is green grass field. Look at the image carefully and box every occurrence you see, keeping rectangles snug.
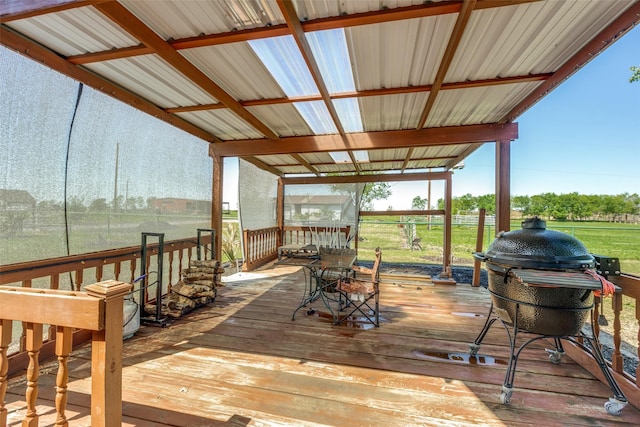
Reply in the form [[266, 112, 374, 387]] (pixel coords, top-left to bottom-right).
[[356, 218, 640, 276]]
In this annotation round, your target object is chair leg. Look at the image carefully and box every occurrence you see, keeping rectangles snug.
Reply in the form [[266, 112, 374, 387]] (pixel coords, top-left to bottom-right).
[[335, 291, 379, 327]]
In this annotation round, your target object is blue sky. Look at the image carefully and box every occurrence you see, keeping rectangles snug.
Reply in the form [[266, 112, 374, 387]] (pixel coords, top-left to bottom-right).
[[225, 24, 639, 210]]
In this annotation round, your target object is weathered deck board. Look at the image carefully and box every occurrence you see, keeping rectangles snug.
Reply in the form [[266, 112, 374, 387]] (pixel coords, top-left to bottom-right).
[[5, 265, 640, 426]]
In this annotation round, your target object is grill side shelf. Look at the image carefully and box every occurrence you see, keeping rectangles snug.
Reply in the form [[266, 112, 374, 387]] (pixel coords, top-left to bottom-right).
[[510, 269, 603, 290]]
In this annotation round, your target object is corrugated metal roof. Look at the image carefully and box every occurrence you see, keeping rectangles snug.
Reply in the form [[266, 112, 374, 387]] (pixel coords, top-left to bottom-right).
[[2, 0, 637, 177], [7, 6, 137, 56], [181, 43, 286, 101]]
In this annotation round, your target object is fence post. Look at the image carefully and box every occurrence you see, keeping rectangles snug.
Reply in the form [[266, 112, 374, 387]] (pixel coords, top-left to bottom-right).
[[85, 280, 131, 427]]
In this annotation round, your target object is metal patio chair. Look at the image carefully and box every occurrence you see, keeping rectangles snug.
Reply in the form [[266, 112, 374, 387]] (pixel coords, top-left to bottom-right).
[[335, 247, 381, 327]]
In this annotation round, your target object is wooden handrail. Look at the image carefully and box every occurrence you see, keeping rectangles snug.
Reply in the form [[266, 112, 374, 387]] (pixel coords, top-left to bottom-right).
[[0, 235, 210, 358], [242, 225, 353, 272], [0, 280, 130, 427]]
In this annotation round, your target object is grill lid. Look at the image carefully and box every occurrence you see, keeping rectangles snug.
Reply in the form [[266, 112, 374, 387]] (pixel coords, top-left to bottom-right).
[[477, 217, 595, 270]]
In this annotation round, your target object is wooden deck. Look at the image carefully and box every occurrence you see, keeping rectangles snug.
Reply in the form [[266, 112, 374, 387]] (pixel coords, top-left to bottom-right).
[[5, 265, 640, 426]]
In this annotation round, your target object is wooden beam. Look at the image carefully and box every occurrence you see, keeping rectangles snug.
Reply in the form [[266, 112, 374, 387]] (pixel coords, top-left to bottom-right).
[[444, 142, 484, 170], [443, 172, 453, 274], [503, 1, 640, 123], [417, 0, 477, 129], [290, 153, 320, 176], [58, 1, 539, 64], [301, 0, 539, 32], [163, 74, 550, 114], [240, 157, 283, 176], [282, 171, 451, 185], [0, 0, 107, 22], [360, 210, 445, 217], [276, 178, 284, 248], [94, 2, 278, 140], [211, 123, 518, 157], [212, 155, 223, 260], [495, 140, 511, 233], [0, 26, 217, 143]]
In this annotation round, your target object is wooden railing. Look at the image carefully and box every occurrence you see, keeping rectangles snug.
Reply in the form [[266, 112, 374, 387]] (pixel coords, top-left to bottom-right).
[[561, 272, 640, 409], [0, 235, 211, 365], [0, 280, 130, 427], [282, 225, 351, 247], [243, 227, 279, 271], [242, 225, 353, 272]]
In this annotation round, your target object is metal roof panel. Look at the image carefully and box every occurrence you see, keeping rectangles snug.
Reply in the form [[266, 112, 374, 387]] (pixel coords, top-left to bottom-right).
[[120, 0, 284, 39], [85, 55, 217, 108], [180, 43, 286, 101], [6, 6, 138, 56], [177, 110, 263, 140]]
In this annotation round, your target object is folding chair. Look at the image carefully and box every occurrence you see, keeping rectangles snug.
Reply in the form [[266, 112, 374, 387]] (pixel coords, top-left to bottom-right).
[[335, 247, 381, 327]]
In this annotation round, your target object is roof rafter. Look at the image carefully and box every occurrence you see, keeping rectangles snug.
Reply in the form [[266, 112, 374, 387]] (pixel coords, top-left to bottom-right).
[[264, 154, 459, 169], [240, 157, 283, 176], [164, 73, 551, 114], [211, 123, 518, 157], [417, 0, 477, 129], [60, 1, 539, 65], [277, 0, 361, 174], [94, 1, 278, 140]]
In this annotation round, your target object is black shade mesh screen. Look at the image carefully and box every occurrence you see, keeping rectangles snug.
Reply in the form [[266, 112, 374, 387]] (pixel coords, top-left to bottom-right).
[[238, 159, 277, 230], [284, 182, 364, 245], [1, 47, 213, 266]]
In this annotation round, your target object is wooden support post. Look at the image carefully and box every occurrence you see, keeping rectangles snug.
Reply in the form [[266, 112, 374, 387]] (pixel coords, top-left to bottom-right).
[[0, 319, 12, 427], [472, 208, 486, 286], [277, 178, 284, 248], [212, 155, 223, 260], [495, 140, 511, 234], [442, 171, 453, 278], [85, 280, 131, 427]]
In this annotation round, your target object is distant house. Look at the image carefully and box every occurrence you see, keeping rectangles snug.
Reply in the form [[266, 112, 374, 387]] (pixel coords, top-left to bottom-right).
[[148, 198, 211, 214], [284, 194, 352, 222], [0, 189, 36, 211]]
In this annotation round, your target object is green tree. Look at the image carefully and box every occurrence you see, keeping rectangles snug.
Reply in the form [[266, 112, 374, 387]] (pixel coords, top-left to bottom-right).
[[89, 198, 109, 211], [511, 195, 531, 216], [360, 182, 391, 211], [476, 194, 496, 215], [456, 193, 476, 214], [411, 196, 427, 210], [67, 196, 86, 212], [630, 66, 640, 83]]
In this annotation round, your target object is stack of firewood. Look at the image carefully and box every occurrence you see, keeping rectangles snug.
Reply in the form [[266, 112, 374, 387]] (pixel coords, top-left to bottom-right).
[[144, 259, 224, 318]]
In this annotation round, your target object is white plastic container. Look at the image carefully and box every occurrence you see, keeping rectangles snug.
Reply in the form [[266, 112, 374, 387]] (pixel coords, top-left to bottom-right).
[[122, 295, 140, 339]]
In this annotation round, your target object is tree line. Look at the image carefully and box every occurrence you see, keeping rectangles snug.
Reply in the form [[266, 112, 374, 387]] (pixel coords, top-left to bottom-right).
[[420, 192, 639, 222]]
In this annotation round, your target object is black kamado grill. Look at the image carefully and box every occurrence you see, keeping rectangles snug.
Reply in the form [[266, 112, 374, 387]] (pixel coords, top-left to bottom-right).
[[471, 217, 628, 415]]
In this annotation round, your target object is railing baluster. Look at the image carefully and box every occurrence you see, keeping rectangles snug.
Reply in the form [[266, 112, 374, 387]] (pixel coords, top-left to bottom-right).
[[611, 293, 623, 373], [24, 322, 43, 427], [593, 295, 601, 338], [55, 326, 73, 427], [0, 319, 12, 426], [75, 269, 83, 291]]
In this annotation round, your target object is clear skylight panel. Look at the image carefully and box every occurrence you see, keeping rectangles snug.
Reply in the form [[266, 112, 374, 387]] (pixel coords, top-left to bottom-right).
[[333, 98, 363, 132], [294, 101, 337, 134], [248, 35, 319, 97], [305, 29, 356, 93], [307, 29, 363, 132]]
